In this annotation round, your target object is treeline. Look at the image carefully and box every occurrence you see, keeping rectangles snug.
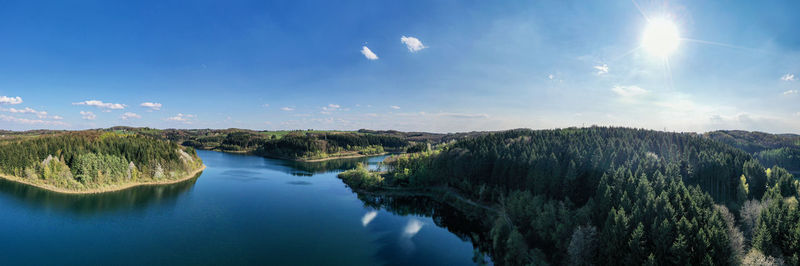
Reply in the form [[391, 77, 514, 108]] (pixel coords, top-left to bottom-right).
[[0, 131, 202, 190], [109, 127, 419, 159], [755, 147, 800, 172], [707, 130, 800, 173], [706, 130, 800, 154], [256, 132, 407, 159], [359, 127, 798, 265]]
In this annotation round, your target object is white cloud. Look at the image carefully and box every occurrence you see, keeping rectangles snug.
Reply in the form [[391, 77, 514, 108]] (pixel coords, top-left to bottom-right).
[[2, 107, 48, 118], [400, 36, 426, 52], [361, 46, 378, 60], [80, 111, 96, 120], [0, 114, 67, 126], [140, 102, 162, 111], [121, 112, 141, 120], [594, 64, 609, 75], [262, 104, 270, 108], [51, 115, 63, 120], [0, 96, 22, 105], [781, 73, 796, 81], [783, 89, 798, 95], [73, 100, 126, 110], [434, 112, 490, 119], [166, 113, 195, 123], [281, 107, 295, 111], [321, 104, 341, 114], [548, 74, 555, 80], [611, 85, 648, 98], [390, 105, 401, 110]]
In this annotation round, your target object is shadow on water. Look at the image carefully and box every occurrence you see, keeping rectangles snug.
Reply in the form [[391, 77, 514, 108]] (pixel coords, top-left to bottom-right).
[[0, 173, 201, 216], [354, 193, 495, 265]]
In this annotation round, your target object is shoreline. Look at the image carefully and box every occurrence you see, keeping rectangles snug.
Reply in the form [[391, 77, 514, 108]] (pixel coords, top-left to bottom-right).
[[349, 185, 499, 214], [254, 151, 390, 162], [0, 165, 206, 195], [296, 152, 389, 162], [194, 146, 395, 163]]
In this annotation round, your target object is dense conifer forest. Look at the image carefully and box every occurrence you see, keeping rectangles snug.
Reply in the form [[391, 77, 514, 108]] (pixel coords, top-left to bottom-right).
[[340, 127, 800, 265], [0, 131, 203, 192]]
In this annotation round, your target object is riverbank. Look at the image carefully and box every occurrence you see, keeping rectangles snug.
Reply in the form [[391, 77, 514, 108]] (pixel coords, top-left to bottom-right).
[[296, 152, 389, 162], [255, 151, 390, 162], [0, 165, 206, 195]]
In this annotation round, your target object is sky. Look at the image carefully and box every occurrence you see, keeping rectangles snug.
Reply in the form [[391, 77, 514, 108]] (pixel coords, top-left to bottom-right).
[[0, 0, 799, 133]]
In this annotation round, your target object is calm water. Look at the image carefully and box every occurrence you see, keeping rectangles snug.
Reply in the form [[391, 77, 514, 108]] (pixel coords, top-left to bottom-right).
[[0, 150, 489, 265]]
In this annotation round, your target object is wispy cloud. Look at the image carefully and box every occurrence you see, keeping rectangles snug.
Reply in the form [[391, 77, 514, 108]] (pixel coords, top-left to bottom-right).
[[0, 114, 67, 126], [73, 100, 126, 110], [2, 107, 48, 118], [325, 104, 340, 110], [594, 64, 609, 75], [781, 73, 796, 81], [400, 36, 426, 52], [140, 102, 162, 111], [281, 107, 295, 111], [121, 112, 141, 120], [611, 85, 648, 98], [548, 74, 555, 80], [390, 105, 401, 110], [0, 96, 23, 105], [166, 113, 195, 123], [320, 104, 342, 114], [262, 104, 270, 108], [80, 111, 96, 120], [783, 89, 798, 95], [361, 46, 378, 60], [433, 112, 489, 119]]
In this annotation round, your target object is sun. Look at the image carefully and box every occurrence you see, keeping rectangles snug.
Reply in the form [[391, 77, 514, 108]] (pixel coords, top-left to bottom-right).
[[641, 18, 681, 58]]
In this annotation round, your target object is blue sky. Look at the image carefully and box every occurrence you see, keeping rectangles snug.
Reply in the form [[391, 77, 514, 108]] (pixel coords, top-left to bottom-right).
[[0, 0, 798, 133]]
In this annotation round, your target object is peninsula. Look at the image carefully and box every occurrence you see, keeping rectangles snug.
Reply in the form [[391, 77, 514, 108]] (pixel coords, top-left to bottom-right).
[[0, 131, 205, 194]]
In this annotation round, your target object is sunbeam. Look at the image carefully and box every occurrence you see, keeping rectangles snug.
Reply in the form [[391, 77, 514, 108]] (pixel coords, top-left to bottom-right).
[[681, 38, 771, 54]]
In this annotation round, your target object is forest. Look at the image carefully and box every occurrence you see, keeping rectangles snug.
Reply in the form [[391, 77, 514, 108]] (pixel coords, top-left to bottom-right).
[[106, 127, 419, 161], [0, 131, 203, 192], [706, 130, 800, 174], [340, 127, 800, 265]]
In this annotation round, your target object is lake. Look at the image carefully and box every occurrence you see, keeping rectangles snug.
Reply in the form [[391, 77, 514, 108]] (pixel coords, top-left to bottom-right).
[[0, 150, 490, 265]]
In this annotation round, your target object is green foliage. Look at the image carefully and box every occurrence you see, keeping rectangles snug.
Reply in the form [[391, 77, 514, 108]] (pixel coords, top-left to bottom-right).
[[379, 127, 751, 264], [337, 163, 384, 190], [706, 130, 800, 172], [757, 147, 800, 172], [752, 188, 800, 265], [257, 132, 406, 159], [0, 131, 202, 190]]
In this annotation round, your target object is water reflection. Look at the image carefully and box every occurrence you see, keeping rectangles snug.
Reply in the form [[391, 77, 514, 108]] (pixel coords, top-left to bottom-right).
[[261, 155, 388, 176], [0, 173, 201, 216], [362, 211, 378, 227], [353, 193, 495, 264], [402, 219, 423, 238]]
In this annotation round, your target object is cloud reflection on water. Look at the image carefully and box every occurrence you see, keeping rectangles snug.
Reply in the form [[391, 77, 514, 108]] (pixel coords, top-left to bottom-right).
[[362, 211, 378, 227], [403, 219, 423, 238]]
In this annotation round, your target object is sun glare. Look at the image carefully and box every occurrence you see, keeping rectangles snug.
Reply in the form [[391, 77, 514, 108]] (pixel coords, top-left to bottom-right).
[[641, 18, 680, 58]]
